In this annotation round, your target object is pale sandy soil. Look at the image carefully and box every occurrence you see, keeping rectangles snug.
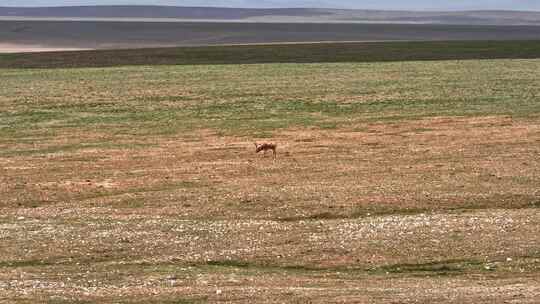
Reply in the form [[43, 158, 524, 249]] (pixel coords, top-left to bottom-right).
[[0, 43, 90, 53]]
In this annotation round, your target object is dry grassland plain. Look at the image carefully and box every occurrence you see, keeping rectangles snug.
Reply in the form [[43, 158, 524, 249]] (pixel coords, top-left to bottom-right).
[[1, 47, 540, 303]]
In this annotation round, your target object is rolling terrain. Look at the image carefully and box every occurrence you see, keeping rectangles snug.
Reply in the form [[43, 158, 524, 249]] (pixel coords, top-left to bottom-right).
[[2, 6, 539, 53], [2, 6, 540, 25], [1, 42, 539, 303], [1, 20, 540, 53]]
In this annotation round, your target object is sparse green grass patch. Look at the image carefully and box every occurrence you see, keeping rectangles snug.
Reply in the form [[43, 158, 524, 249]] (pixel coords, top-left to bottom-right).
[[2, 59, 539, 138]]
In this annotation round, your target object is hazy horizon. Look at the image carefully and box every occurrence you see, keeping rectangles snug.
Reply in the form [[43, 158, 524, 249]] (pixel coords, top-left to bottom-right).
[[2, 1, 540, 11]]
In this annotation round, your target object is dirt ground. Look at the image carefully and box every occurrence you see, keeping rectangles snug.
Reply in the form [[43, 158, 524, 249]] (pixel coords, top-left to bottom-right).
[[1, 115, 539, 303], [1, 58, 539, 302]]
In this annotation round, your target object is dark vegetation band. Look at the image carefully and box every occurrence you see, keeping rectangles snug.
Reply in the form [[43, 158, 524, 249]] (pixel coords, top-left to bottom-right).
[[2, 40, 540, 69]]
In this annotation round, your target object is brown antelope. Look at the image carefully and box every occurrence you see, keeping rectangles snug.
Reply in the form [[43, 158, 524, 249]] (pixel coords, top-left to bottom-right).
[[254, 142, 277, 158]]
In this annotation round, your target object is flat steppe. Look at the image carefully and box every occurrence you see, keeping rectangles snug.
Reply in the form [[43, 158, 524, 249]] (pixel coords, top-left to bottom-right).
[[1, 42, 539, 303]]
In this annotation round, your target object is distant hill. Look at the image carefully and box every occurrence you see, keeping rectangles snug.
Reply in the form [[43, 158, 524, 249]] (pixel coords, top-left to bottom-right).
[[0, 6, 324, 20], [2, 6, 540, 25]]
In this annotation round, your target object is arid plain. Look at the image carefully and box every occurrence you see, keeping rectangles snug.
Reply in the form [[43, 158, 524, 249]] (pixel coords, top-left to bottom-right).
[[1, 41, 539, 302]]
